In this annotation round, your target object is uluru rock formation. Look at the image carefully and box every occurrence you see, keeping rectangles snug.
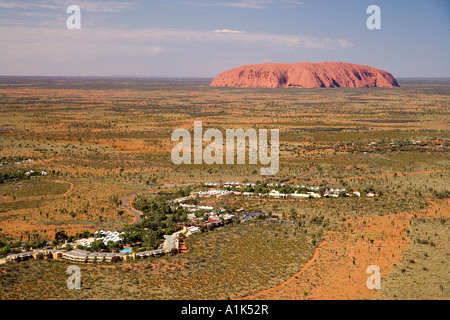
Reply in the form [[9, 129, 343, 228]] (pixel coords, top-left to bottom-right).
[[210, 62, 399, 88]]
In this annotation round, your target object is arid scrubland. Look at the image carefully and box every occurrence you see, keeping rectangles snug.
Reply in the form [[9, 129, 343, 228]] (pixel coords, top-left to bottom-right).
[[0, 77, 448, 299]]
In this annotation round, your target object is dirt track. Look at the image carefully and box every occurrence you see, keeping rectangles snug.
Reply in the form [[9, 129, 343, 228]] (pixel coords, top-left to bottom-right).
[[237, 233, 333, 300], [285, 167, 317, 184], [54, 180, 73, 196]]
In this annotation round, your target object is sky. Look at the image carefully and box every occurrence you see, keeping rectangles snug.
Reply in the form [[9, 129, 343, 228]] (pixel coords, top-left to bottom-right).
[[0, 0, 449, 77]]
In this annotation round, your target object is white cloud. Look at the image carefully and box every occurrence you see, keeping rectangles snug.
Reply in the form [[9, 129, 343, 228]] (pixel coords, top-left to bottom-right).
[[214, 29, 246, 34], [0, 26, 354, 76], [0, 26, 354, 49], [75, 1, 138, 13], [184, 0, 303, 9], [0, 0, 137, 12]]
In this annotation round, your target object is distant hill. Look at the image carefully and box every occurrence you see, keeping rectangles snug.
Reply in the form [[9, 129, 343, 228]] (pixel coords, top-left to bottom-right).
[[210, 62, 399, 88]]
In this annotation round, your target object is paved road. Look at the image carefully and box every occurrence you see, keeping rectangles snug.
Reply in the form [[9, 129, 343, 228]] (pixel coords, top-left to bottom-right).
[[120, 182, 197, 227], [120, 191, 144, 225]]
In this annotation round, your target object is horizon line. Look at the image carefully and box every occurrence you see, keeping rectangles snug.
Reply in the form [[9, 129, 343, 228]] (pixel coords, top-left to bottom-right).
[[1, 75, 450, 80]]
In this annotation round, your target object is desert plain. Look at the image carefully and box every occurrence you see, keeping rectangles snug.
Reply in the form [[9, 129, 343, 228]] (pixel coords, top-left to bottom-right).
[[0, 76, 448, 300]]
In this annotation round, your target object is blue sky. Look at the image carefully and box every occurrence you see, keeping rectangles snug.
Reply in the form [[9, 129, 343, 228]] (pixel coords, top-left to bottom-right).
[[0, 0, 448, 77]]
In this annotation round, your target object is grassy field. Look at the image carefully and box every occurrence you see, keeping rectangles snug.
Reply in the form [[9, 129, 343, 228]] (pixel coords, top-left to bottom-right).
[[0, 77, 448, 299], [373, 216, 449, 299]]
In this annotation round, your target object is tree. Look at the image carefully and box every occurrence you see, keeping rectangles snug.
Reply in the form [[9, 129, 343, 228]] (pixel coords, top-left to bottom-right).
[[0, 245, 11, 255], [318, 187, 326, 197], [81, 230, 93, 238], [143, 230, 164, 250], [90, 239, 104, 252], [55, 230, 68, 243], [106, 240, 122, 252]]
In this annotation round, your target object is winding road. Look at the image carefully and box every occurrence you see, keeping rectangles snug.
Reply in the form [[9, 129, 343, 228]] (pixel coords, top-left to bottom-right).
[[119, 182, 197, 226], [120, 191, 144, 225]]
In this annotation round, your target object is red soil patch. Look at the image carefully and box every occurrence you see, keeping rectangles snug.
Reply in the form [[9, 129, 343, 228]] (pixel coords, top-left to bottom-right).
[[238, 214, 412, 300], [238, 197, 449, 300], [179, 240, 189, 253]]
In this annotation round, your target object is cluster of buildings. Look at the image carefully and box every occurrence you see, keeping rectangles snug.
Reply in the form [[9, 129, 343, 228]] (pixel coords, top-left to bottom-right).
[[71, 230, 125, 248], [178, 202, 235, 227], [61, 249, 128, 263], [115, 226, 201, 260], [1, 250, 63, 263], [174, 182, 376, 230], [0, 231, 188, 264], [222, 181, 240, 187], [267, 189, 321, 199], [1, 175, 381, 266], [1, 249, 132, 264], [0, 158, 34, 166], [175, 191, 279, 227], [0, 158, 49, 177], [1, 217, 206, 265], [185, 226, 201, 236], [2, 182, 315, 266], [94, 230, 124, 244], [204, 181, 240, 187], [240, 211, 263, 223], [198, 181, 376, 200], [133, 234, 180, 259], [248, 188, 372, 199], [25, 170, 48, 176], [203, 182, 220, 187], [194, 189, 235, 197]]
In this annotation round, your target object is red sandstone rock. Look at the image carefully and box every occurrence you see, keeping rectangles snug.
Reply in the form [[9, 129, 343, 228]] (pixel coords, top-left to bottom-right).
[[210, 62, 399, 88]]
